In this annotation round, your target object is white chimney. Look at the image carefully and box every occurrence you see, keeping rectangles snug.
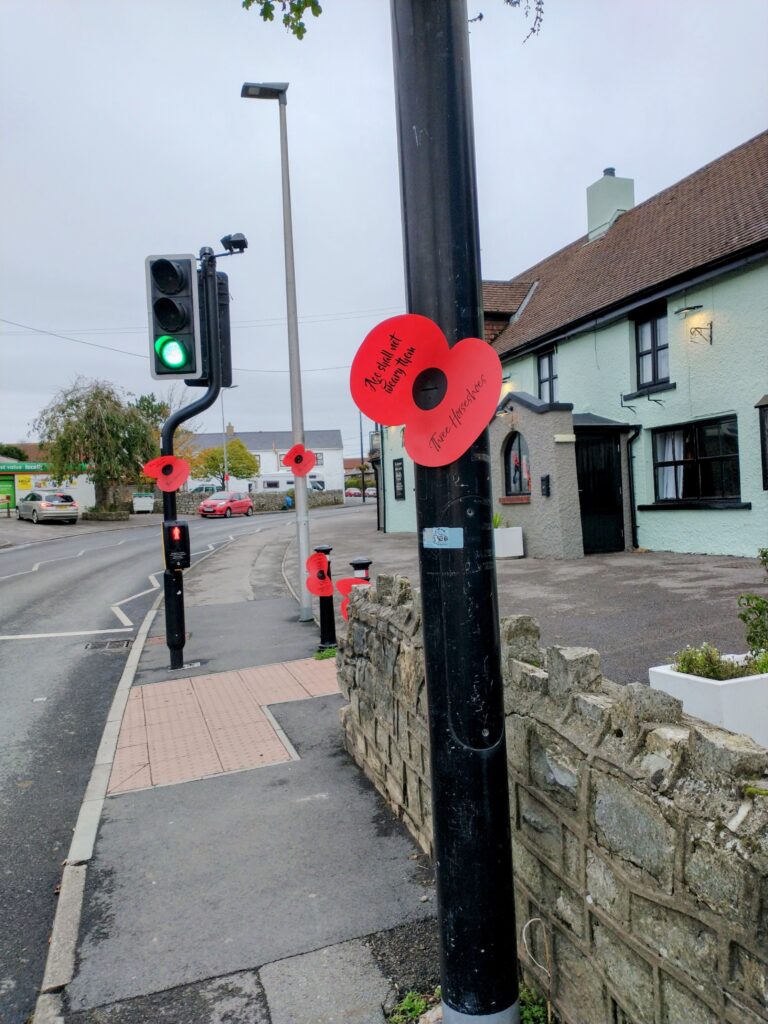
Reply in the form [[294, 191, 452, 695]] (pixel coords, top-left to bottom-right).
[[587, 167, 634, 240], [226, 422, 235, 437]]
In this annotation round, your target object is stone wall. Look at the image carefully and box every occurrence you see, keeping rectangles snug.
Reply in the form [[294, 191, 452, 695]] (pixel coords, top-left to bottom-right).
[[337, 576, 768, 1024], [167, 489, 344, 514]]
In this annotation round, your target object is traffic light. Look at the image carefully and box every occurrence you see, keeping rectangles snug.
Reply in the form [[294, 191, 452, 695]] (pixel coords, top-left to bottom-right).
[[186, 271, 232, 389], [146, 255, 203, 380], [162, 520, 191, 570]]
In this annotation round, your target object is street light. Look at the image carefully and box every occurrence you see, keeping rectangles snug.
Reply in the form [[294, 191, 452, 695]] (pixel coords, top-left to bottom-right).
[[241, 80, 312, 621], [221, 385, 238, 486]]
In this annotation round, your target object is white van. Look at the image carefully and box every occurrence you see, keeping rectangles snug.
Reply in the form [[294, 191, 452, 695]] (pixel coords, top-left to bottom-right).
[[257, 472, 324, 492]]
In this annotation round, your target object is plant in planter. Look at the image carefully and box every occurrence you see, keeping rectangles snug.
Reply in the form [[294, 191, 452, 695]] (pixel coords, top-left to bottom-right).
[[649, 548, 768, 746], [493, 511, 524, 558]]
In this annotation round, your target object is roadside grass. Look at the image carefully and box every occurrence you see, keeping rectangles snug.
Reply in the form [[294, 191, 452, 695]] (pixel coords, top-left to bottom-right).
[[313, 646, 337, 660], [387, 984, 554, 1023]]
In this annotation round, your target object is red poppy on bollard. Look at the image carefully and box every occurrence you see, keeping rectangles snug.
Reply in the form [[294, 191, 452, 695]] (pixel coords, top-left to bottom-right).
[[143, 455, 191, 492], [282, 444, 317, 477], [350, 313, 502, 468], [335, 576, 371, 620], [306, 552, 334, 597]]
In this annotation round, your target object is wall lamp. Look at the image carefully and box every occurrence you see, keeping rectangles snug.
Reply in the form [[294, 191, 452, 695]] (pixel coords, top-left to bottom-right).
[[674, 305, 712, 344]]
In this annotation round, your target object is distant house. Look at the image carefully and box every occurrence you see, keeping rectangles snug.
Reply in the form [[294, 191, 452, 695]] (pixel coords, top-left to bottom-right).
[[188, 427, 345, 493], [380, 131, 768, 557]]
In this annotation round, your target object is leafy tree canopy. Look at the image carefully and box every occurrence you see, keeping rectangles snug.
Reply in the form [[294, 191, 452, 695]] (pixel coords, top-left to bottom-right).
[[241, 0, 542, 40], [129, 393, 170, 430], [0, 443, 27, 461], [33, 379, 158, 508], [190, 439, 260, 488]]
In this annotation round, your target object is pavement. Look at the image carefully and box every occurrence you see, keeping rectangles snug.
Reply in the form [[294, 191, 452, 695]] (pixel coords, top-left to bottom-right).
[[31, 503, 765, 1023]]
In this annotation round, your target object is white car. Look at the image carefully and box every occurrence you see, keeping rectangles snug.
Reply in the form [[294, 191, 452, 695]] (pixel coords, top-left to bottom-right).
[[364, 487, 377, 497], [17, 492, 80, 524]]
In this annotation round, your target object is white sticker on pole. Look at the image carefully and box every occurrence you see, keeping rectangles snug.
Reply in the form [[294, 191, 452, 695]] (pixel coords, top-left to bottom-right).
[[422, 527, 464, 549]]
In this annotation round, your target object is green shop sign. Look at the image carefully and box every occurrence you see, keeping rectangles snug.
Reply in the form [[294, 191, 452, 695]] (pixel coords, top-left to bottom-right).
[[0, 462, 50, 472]]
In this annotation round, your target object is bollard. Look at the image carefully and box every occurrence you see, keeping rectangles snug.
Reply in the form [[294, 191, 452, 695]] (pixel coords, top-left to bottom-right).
[[314, 544, 336, 650], [348, 557, 372, 582]]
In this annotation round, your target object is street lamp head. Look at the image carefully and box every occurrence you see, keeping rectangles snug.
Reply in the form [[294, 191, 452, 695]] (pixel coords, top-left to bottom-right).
[[241, 82, 289, 102], [220, 233, 248, 254]]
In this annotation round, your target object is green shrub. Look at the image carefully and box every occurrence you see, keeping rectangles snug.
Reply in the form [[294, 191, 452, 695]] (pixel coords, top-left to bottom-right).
[[389, 990, 429, 1023], [313, 647, 337, 660], [674, 643, 767, 680], [520, 986, 551, 1024]]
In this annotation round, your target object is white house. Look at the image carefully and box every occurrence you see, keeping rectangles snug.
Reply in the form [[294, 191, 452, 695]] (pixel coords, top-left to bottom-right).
[[187, 427, 345, 493]]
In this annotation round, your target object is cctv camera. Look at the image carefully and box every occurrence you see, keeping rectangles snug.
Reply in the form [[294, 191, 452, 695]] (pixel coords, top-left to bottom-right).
[[220, 233, 248, 254]]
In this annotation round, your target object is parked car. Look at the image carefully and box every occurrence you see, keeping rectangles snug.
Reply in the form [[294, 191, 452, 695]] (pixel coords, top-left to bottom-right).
[[190, 484, 218, 496], [197, 491, 254, 518], [345, 487, 362, 497], [364, 487, 377, 497], [17, 492, 80, 524]]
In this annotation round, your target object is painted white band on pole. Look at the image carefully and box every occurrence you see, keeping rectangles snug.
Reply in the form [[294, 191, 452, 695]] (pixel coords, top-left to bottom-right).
[[441, 1002, 520, 1024]]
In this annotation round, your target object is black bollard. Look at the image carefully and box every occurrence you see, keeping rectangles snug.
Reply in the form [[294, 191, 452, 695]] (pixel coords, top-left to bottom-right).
[[349, 557, 373, 582], [314, 544, 336, 650]]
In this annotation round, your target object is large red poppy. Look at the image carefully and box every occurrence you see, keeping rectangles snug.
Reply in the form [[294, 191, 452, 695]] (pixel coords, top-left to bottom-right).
[[335, 576, 371, 620], [305, 552, 333, 597], [143, 455, 190, 492], [350, 314, 502, 467], [282, 444, 317, 477]]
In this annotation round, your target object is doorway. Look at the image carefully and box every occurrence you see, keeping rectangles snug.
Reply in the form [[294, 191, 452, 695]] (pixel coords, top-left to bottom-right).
[[575, 431, 625, 554]]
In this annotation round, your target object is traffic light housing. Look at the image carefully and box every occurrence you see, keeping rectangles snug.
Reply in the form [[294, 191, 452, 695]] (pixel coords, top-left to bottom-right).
[[146, 255, 203, 380], [162, 520, 191, 570], [186, 271, 232, 389]]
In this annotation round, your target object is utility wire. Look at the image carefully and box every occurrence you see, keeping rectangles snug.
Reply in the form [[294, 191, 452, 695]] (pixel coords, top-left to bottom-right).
[[0, 317, 352, 374]]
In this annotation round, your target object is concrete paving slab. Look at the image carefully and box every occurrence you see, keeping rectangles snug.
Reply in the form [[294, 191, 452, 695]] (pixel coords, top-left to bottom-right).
[[65, 969, 270, 1023], [67, 695, 435, 1011], [259, 938, 390, 1023], [135, 597, 318, 685]]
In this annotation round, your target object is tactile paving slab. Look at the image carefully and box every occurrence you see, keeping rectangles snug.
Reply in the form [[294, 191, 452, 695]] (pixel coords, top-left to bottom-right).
[[107, 658, 340, 795]]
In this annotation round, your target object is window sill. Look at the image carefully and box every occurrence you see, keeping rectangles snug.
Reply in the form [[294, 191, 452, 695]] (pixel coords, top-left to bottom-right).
[[637, 501, 752, 512], [622, 381, 677, 401], [499, 495, 531, 505]]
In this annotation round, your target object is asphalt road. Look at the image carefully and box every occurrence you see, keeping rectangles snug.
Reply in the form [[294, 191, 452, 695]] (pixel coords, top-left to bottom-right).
[[0, 510, 300, 1024]]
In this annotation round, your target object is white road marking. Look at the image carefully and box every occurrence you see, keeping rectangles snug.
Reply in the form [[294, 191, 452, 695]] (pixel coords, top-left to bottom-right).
[[0, 627, 134, 640], [110, 604, 133, 627]]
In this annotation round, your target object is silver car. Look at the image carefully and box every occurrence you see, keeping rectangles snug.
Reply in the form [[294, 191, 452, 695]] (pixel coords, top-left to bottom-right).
[[17, 492, 80, 524]]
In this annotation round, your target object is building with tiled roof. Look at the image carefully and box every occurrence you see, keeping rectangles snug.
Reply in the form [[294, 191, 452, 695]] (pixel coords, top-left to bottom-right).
[[383, 132, 768, 558]]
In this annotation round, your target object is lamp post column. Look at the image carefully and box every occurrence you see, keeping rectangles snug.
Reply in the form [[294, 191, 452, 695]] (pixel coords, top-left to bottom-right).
[[277, 93, 312, 621]]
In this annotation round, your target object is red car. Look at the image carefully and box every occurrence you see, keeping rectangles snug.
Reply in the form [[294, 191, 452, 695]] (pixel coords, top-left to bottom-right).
[[197, 491, 254, 518]]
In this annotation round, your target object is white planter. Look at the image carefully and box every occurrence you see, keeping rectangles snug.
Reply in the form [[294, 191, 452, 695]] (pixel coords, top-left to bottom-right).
[[649, 658, 768, 747], [494, 526, 524, 559]]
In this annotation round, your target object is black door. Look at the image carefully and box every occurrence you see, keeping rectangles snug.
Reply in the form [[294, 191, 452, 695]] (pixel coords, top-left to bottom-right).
[[575, 431, 625, 554]]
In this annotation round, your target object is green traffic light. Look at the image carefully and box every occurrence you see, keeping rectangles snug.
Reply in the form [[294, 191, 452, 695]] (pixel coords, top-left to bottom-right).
[[154, 335, 188, 369]]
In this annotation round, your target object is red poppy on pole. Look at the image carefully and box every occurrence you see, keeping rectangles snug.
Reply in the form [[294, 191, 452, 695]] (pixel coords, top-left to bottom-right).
[[305, 552, 333, 597], [282, 444, 317, 477], [143, 455, 191, 492]]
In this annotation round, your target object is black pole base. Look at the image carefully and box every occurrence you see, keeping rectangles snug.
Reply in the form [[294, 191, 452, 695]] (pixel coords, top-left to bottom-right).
[[163, 569, 186, 670]]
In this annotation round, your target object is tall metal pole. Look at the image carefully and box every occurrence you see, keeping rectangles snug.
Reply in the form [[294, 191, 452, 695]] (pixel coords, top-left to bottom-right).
[[359, 409, 366, 503], [277, 93, 312, 620], [160, 246, 223, 669], [390, 3, 519, 1021], [221, 392, 229, 486]]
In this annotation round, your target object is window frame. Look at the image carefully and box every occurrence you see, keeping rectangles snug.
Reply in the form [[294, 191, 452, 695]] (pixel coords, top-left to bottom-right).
[[651, 415, 741, 505], [537, 349, 558, 403], [634, 306, 669, 390], [760, 405, 768, 491], [503, 431, 532, 498]]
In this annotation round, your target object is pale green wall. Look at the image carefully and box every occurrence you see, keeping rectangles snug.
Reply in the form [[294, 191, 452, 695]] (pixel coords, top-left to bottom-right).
[[382, 424, 417, 533], [503, 260, 768, 557]]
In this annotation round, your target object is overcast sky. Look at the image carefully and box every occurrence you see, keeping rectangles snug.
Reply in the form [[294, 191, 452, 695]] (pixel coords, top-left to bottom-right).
[[1, 1, 766, 456]]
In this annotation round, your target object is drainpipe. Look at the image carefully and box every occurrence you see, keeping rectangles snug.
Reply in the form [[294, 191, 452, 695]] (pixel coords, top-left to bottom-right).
[[627, 426, 641, 549]]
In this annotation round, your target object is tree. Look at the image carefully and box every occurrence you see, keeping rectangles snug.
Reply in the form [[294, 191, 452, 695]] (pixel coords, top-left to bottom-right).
[[129, 388, 199, 462], [190, 439, 259, 488], [33, 379, 157, 509], [241, 0, 543, 40], [0, 444, 27, 461]]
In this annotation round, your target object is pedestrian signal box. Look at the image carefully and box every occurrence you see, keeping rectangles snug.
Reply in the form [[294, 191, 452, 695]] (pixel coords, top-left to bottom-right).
[[162, 520, 191, 570]]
